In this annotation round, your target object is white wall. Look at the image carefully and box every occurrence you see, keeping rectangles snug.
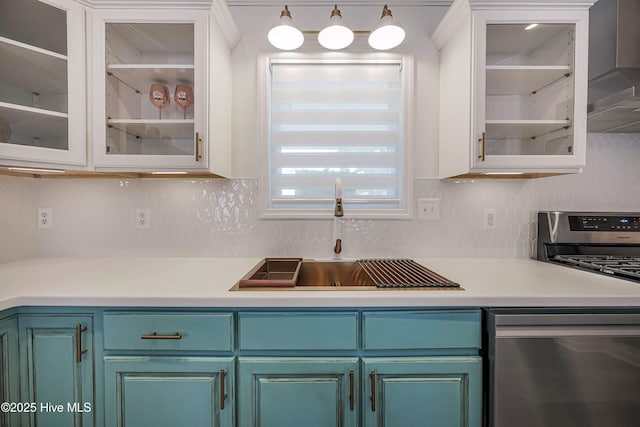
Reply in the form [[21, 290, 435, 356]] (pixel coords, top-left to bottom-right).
[[0, 175, 38, 262], [2, 133, 639, 260], [2, 5, 640, 261]]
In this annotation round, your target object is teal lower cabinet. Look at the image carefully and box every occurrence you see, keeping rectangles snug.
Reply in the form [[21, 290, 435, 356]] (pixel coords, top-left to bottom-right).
[[104, 356, 234, 427], [19, 315, 94, 427], [361, 310, 482, 427], [0, 316, 19, 427], [238, 357, 359, 427], [362, 357, 482, 427], [0, 307, 482, 427], [236, 310, 482, 427]]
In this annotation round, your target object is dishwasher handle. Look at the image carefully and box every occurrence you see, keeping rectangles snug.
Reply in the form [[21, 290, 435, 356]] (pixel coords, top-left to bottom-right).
[[496, 324, 640, 338]]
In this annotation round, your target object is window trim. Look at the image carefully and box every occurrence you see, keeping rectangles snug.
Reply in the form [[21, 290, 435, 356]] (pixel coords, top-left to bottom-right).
[[257, 54, 414, 220]]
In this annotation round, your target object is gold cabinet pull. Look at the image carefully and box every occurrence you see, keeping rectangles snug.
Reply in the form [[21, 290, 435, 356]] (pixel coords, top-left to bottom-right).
[[220, 369, 228, 410], [140, 332, 182, 340], [195, 132, 202, 162], [478, 131, 486, 161], [369, 371, 376, 412], [75, 324, 88, 363], [349, 370, 355, 411]]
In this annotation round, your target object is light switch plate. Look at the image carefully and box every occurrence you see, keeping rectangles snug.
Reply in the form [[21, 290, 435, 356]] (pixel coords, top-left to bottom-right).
[[483, 209, 497, 230], [418, 198, 440, 220]]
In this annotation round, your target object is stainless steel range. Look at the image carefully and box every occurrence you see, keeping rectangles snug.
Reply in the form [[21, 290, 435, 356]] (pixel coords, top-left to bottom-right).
[[537, 211, 640, 282]]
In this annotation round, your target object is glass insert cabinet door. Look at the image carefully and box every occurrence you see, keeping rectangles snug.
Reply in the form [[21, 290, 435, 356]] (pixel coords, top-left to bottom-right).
[[93, 12, 206, 169], [473, 12, 587, 170], [0, 0, 85, 166]]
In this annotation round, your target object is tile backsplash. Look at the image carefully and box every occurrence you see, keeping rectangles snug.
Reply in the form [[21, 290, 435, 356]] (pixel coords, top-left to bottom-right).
[[2, 133, 640, 261]]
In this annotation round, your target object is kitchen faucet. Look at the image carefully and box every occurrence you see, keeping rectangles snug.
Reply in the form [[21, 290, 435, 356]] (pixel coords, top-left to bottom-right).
[[333, 178, 343, 259]]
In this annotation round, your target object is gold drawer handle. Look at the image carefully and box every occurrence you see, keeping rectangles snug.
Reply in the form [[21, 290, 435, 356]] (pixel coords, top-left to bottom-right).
[[478, 131, 486, 161], [140, 332, 182, 340], [195, 132, 202, 162], [370, 371, 376, 412], [220, 369, 228, 410], [76, 324, 88, 363], [349, 370, 355, 411]]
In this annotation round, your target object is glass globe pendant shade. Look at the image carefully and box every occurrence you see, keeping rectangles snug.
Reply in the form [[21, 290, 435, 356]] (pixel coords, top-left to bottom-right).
[[368, 5, 405, 50], [318, 5, 354, 50], [268, 5, 304, 50]]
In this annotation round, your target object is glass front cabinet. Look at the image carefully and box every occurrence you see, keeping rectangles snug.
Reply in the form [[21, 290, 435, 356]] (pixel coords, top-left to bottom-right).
[[433, 0, 595, 178], [0, 0, 85, 167], [91, 9, 231, 173]]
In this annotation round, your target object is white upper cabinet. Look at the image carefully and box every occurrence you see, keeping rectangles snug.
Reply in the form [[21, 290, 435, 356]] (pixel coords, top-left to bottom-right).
[[0, 0, 85, 166], [91, 9, 233, 175], [432, 0, 595, 178]]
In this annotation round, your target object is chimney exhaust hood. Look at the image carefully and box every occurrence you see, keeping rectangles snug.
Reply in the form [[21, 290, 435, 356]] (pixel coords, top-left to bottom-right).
[[587, 0, 640, 133]]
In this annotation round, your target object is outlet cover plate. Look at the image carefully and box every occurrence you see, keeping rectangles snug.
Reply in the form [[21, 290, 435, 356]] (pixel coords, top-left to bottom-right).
[[136, 208, 150, 230], [37, 208, 52, 229]]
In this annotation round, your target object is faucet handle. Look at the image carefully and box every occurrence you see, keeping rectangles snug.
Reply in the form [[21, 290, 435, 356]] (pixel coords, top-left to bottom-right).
[[334, 238, 342, 254], [334, 198, 344, 217]]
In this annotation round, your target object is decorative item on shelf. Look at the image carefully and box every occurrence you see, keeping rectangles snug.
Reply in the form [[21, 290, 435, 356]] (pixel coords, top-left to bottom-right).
[[268, 4, 405, 51], [174, 84, 194, 119], [146, 127, 161, 139], [149, 83, 170, 119], [0, 118, 11, 143]]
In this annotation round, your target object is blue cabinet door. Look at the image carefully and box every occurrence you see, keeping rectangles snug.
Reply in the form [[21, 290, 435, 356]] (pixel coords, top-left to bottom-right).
[[104, 356, 233, 427], [0, 316, 19, 427], [363, 357, 482, 427], [238, 357, 359, 427], [19, 315, 94, 427]]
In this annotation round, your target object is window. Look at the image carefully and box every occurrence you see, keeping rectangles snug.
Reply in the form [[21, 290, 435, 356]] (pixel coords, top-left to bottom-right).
[[262, 57, 412, 218]]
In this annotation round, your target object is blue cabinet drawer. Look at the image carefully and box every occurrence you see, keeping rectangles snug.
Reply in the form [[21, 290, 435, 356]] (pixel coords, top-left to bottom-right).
[[363, 310, 481, 350], [238, 312, 358, 351], [103, 312, 233, 352]]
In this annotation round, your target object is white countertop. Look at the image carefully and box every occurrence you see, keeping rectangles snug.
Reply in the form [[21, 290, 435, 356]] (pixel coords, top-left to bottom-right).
[[1, 257, 640, 310]]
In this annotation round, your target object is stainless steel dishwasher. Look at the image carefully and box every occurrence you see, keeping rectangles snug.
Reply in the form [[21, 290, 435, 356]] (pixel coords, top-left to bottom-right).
[[485, 309, 640, 427]]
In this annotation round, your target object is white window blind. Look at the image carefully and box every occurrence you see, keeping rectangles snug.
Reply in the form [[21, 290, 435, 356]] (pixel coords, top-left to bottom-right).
[[268, 60, 405, 213]]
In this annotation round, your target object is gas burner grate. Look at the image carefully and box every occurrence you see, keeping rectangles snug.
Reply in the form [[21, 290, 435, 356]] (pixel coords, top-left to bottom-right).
[[553, 255, 640, 280], [357, 259, 461, 289]]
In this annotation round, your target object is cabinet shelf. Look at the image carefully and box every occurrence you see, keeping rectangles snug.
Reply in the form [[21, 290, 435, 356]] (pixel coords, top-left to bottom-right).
[[486, 120, 570, 140], [0, 101, 67, 146], [107, 119, 194, 140], [486, 65, 571, 95], [0, 101, 68, 119], [107, 64, 194, 91], [0, 36, 67, 95]]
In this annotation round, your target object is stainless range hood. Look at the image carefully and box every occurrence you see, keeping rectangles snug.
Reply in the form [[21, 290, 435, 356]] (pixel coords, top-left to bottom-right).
[[588, 0, 640, 132]]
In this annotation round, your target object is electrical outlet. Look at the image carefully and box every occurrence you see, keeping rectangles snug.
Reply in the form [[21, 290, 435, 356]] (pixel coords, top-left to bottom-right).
[[136, 208, 150, 230], [418, 198, 440, 220], [37, 208, 52, 229], [483, 209, 497, 230]]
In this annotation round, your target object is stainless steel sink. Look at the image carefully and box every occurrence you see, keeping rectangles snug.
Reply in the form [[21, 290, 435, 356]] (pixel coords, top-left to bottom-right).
[[232, 258, 462, 291], [296, 261, 375, 287]]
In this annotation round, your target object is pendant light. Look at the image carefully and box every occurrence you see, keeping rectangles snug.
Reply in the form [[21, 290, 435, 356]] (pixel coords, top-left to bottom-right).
[[267, 4, 407, 51], [268, 5, 304, 51], [368, 5, 406, 50], [317, 5, 354, 50]]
